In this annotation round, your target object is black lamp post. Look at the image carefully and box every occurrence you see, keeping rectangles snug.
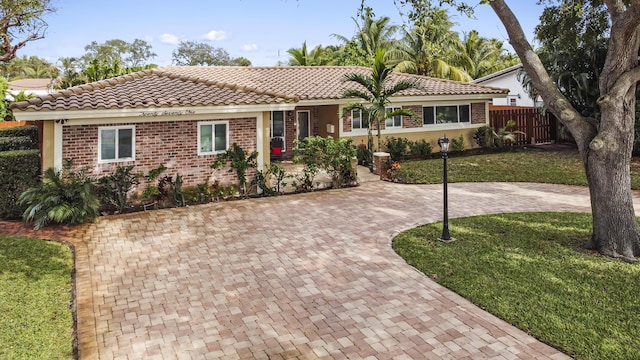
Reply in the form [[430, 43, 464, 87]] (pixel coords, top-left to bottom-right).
[[437, 136, 453, 242]]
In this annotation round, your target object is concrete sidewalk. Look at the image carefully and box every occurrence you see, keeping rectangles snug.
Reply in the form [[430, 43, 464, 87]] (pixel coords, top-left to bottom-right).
[[4, 181, 618, 359]]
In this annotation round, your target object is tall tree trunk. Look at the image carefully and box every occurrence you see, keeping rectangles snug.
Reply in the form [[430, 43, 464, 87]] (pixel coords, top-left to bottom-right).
[[488, 0, 640, 258], [586, 88, 640, 258]]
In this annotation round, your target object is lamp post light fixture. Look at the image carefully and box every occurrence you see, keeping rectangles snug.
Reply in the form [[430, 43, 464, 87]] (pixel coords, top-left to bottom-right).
[[437, 135, 454, 242]]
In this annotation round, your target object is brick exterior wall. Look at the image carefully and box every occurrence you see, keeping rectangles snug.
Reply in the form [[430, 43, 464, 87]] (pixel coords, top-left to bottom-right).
[[343, 111, 353, 133], [471, 102, 486, 124], [403, 105, 423, 127], [62, 117, 257, 188]]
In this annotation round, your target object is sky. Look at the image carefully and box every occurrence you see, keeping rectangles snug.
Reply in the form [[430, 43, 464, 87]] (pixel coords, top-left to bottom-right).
[[21, 0, 546, 67]]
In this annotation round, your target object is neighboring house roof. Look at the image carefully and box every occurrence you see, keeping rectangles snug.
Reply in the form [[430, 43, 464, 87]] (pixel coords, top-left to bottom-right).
[[8, 78, 53, 91], [472, 64, 523, 84], [11, 66, 508, 113]]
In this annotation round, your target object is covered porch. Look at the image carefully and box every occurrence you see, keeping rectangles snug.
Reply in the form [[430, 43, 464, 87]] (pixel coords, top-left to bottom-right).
[[269, 105, 340, 162]]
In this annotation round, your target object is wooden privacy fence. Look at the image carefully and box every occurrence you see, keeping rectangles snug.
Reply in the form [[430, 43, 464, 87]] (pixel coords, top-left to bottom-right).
[[0, 121, 26, 129], [489, 107, 558, 145]]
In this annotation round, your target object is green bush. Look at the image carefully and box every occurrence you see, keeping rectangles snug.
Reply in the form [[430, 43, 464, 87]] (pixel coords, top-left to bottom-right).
[[474, 125, 496, 147], [474, 121, 523, 148], [0, 125, 38, 142], [294, 136, 357, 189], [182, 181, 213, 204], [0, 150, 39, 219], [19, 167, 99, 229], [356, 143, 372, 168], [451, 135, 465, 152], [408, 139, 432, 157], [0, 136, 37, 151], [212, 143, 258, 197], [254, 162, 291, 196], [97, 165, 141, 213], [384, 137, 410, 161]]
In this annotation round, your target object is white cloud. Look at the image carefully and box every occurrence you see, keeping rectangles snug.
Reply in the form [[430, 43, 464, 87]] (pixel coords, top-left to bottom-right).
[[159, 33, 181, 45], [241, 44, 258, 52], [202, 30, 228, 41]]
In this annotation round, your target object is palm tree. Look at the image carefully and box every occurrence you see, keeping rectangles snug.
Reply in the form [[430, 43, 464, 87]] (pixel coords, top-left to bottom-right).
[[84, 59, 124, 83], [287, 41, 332, 66], [453, 31, 518, 79], [55, 57, 85, 89], [387, 9, 472, 81], [333, 7, 398, 66], [342, 48, 423, 152]]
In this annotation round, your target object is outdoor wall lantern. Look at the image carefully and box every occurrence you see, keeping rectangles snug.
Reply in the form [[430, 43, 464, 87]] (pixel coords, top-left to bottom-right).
[[437, 135, 454, 242]]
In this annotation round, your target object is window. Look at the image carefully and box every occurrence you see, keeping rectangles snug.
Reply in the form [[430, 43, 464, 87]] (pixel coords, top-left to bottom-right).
[[385, 106, 402, 128], [351, 109, 368, 130], [423, 104, 471, 125], [271, 111, 285, 137], [271, 111, 286, 151], [99, 126, 134, 162], [199, 121, 229, 154]]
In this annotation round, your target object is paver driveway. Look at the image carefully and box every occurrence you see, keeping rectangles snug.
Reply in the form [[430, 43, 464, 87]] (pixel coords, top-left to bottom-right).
[[9, 181, 631, 359]]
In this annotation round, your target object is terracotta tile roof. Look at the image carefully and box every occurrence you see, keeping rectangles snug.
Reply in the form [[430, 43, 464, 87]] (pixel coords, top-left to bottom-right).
[[11, 66, 507, 113], [161, 66, 508, 99]]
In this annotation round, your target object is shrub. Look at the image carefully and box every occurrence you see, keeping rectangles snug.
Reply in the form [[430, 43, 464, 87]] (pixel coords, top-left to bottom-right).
[[0, 135, 37, 151], [474, 125, 496, 148], [294, 136, 357, 189], [254, 162, 291, 196], [356, 143, 372, 168], [97, 165, 141, 213], [0, 149, 39, 219], [474, 121, 523, 148], [212, 143, 258, 197], [0, 125, 38, 142], [18, 167, 99, 229], [170, 173, 185, 206], [451, 135, 465, 152], [408, 139, 432, 157], [183, 181, 213, 204], [140, 165, 168, 204], [384, 137, 410, 161]]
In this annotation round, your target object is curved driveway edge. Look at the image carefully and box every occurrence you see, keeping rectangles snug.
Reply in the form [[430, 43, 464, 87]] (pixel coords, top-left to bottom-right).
[[7, 182, 633, 359]]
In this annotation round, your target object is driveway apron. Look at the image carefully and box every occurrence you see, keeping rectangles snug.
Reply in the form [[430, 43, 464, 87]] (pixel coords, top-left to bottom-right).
[[8, 182, 626, 359]]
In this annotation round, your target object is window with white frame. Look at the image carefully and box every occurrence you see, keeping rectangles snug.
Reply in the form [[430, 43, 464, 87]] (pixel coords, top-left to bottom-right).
[[385, 106, 402, 128], [198, 121, 229, 154], [351, 109, 368, 130], [99, 125, 135, 162], [423, 104, 471, 125]]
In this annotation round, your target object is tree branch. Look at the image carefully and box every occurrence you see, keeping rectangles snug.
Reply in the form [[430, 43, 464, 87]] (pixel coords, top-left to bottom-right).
[[600, 3, 640, 92], [600, 66, 640, 107]]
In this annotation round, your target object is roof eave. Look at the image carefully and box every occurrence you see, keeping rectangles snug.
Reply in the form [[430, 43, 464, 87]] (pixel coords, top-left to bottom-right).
[[12, 103, 299, 121]]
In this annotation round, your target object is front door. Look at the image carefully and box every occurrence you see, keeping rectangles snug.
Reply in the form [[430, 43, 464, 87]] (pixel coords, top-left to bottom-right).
[[297, 111, 310, 144]]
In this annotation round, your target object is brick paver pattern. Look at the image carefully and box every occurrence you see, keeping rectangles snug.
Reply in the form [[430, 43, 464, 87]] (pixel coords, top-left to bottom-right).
[[7, 181, 628, 359]]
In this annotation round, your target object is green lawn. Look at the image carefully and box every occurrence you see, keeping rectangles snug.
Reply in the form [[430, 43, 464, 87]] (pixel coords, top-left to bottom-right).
[[391, 147, 640, 189], [0, 236, 74, 360], [392, 212, 640, 360]]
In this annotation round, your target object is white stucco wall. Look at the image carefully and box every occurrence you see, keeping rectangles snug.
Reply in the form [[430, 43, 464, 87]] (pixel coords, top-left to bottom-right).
[[476, 72, 536, 107]]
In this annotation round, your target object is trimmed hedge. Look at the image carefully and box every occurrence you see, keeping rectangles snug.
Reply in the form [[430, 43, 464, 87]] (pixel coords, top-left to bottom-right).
[[0, 150, 40, 219], [0, 125, 38, 141], [0, 136, 37, 151]]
